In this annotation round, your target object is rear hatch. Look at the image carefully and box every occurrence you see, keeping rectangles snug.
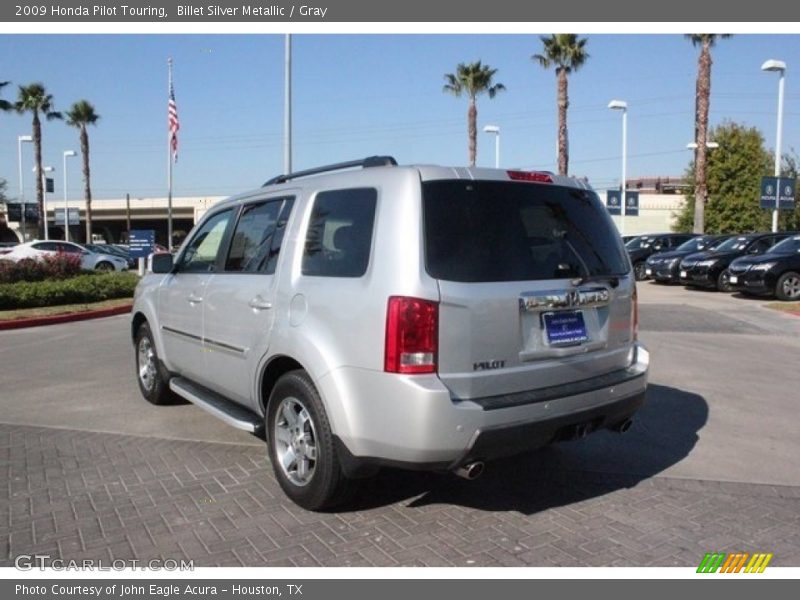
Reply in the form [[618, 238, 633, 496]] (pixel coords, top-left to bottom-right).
[[422, 178, 634, 400]]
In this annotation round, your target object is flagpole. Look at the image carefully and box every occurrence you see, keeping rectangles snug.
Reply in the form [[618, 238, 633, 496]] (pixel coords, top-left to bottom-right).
[[167, 57, 174, 252]]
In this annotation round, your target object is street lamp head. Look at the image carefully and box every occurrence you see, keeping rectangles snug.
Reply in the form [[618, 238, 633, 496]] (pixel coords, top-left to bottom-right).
[[761, 59, 787, 73], [64, 150, 77, 157], [33, 166, 55, 173], [483, 125, 500, 134], [18, 135, 33, 143], [607, 99, 627, 111]]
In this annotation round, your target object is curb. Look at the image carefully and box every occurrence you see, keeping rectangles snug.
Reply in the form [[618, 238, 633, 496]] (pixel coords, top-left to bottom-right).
[[0, 303, 132, 331]]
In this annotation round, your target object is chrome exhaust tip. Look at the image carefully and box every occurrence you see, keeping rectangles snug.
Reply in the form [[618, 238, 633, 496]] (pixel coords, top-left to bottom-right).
[[613, 419, 634, 433], [455, 461, 485, 480]]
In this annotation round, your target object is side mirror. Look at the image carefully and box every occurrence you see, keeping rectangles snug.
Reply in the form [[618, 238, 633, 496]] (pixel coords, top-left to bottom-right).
[[150, 252, 175, 274]]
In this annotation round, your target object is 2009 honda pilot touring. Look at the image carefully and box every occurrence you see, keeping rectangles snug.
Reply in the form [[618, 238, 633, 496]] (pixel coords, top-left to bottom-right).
[[132, 157, 649, 510]]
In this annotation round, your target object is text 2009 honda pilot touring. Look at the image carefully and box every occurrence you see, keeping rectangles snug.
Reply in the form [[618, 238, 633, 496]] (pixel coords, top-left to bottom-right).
[[132, 157, 649, 510]]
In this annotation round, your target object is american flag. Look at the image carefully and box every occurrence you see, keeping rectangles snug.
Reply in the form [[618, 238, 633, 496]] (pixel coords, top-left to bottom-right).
[[168, 80, 180, 163]]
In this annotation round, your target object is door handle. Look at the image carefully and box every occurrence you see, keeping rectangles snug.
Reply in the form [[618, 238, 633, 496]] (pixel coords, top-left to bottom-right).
[[187, 293, 203, 304], [249, 296, 273, 310]]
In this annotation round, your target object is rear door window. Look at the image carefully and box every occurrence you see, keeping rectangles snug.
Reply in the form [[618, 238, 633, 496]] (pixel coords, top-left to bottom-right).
[[423, 180, 628, 282], [302, 188, 377, 278], [224, 197, 293, 274]]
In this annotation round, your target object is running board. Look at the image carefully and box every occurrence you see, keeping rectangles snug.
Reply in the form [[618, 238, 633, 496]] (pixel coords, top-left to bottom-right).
[[169, 377, 263, 433]]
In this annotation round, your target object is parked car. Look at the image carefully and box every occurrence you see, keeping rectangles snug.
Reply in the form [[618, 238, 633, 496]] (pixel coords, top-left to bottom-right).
[[728, 234, 800, 300], [627, 233, 698, 281], [679, 232, 792, 292], [85, 243, 136, 268], [131, 158, 649, 510], [3, 240, 129, 271], [645, 234, 731, 283]]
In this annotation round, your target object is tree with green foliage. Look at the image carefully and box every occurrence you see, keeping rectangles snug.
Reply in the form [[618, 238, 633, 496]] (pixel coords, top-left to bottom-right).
[[15, 83, 62, 240], [676, 122, 775, 233], [533, 34, 589, 176], [443, 61, 506, 167], [66, 100, 100, 242]]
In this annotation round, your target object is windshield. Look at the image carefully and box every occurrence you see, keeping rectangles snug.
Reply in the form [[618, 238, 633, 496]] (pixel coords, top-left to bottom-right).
[[767, 236, 800, 254], [712, 236, 753, 253], [423, 180, 629, 282], [625, 236, 656, 250], [677, 236, 723, 252]]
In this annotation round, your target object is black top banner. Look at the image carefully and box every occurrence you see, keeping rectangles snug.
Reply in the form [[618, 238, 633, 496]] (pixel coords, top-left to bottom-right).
[[3, 0, 800, 22]]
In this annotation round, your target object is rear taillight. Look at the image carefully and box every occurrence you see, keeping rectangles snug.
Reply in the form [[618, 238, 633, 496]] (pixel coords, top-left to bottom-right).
[[507, 170, 553, 183], [385, 296, 438, 374], [632, 285, 639, 341]]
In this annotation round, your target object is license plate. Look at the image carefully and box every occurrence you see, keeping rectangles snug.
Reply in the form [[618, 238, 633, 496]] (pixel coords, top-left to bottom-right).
[[542, 311, 588, 346], [729, 275, 738, 284], [645, 268, 652, 276], [680, 270, 687, 278]]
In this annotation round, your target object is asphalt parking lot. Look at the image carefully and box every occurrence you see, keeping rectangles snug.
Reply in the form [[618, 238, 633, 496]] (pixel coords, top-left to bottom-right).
[[1, 282, 799, 567]]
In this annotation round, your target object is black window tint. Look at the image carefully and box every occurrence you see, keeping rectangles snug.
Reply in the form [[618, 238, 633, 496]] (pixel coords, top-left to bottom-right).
[[423, 181, 628, 282], [34, 242, 59, 252], [57, 243, 82, 254], [179, 209, 234, 273], [225, 200, 284, 273], [302, 188, 377, 278]]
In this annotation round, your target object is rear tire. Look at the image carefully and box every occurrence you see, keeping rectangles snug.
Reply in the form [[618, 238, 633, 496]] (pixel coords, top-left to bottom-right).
[[716, 269, 734, 293], [776, 271, 800, 301], [134, 322, 173, 405], [266, 370, 355, 511]]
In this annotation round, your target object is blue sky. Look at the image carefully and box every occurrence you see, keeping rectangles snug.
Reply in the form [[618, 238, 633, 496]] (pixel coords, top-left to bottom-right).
[[1, 33, 799, 202]]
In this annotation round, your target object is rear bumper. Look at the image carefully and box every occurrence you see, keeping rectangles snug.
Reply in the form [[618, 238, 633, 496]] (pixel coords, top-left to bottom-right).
[[321, 343, 649, 473]]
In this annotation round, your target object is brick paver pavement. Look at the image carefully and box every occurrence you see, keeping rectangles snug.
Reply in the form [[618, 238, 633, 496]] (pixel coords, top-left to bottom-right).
[[2, 423, 799, 567]]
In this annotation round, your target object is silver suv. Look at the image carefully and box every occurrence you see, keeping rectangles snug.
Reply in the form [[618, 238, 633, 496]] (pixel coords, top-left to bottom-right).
[[132, 157, 649, 510]]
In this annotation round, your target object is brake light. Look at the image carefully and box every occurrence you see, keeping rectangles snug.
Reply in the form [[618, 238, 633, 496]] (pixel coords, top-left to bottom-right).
[[385, 296, 438, 374], [632, 285, 639, 341], [507, 170, 553, 183]]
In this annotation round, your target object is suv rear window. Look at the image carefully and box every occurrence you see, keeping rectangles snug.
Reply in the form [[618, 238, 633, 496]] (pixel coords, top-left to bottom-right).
[[423, 180, 628, 282]]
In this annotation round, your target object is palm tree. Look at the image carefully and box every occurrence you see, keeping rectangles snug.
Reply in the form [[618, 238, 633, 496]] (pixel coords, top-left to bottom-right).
[[533, 34, 589, 176], [0, 81, 12, 112], [687, 34, 730, 234], [66, 100, 100, 242], [15, 83, 62, 239], [443, 61, 506, 167]]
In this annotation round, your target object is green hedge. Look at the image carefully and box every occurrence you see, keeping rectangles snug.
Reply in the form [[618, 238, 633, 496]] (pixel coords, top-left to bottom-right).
[[0, 272, 139, 310]]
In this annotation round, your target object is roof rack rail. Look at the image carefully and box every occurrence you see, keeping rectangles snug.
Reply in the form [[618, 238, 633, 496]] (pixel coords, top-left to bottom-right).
[[262, 155, 397, 186]]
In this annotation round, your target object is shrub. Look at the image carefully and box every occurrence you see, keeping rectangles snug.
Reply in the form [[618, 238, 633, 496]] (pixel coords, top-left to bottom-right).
[[0, 272, 138, 310], [0, 253, 83, 284]]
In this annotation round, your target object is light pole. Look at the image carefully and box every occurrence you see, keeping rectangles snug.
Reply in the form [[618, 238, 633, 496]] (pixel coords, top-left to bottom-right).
[[762, 59, 786, 233], [284, 33, 292, 174], [17, 135, 33, 242], [63, 150, 77, 241], [33, 166, 54, 240], [483, 125, 500, 168], [608, 100, 628, 234]]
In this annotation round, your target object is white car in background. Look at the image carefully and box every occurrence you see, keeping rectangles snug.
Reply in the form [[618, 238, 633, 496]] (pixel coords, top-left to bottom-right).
[[2, 240, 129, 271]]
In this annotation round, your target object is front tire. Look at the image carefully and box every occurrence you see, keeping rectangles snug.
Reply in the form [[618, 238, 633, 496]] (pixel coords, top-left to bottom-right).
[[134, 322, 173, 405], [633, 262, 647, 281], [95, 261, 114, 271], [776, 271, 800, 301], [716, 269, 734, 293], [266, 371, 354, 510]]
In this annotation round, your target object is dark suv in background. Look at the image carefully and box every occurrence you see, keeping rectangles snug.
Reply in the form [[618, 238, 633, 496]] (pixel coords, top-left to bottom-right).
[[627, 233, 697, 281], [645, 234, 730, 284], [679, 233, 791, 292], [728, 234, 800, 300]]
